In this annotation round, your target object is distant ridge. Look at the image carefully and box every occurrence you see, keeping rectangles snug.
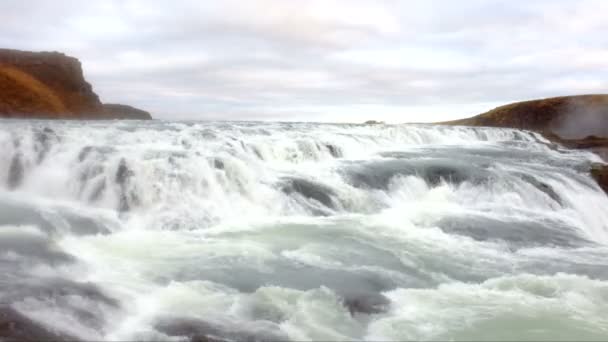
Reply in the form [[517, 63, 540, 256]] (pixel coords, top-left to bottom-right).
[[441, 94, 608, 139]]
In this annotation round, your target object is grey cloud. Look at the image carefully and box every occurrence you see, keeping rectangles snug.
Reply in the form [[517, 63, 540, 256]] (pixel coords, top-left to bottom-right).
[[0, 0, 607, 122]]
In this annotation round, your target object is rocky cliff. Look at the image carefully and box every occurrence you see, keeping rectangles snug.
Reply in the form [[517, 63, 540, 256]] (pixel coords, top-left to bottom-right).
[[443, 95, 608, 138], [441, 94, 608, 191], [0, 49, 151, 120]]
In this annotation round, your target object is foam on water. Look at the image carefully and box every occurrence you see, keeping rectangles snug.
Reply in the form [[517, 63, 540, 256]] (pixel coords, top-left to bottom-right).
[[1, 119, 607, 341]]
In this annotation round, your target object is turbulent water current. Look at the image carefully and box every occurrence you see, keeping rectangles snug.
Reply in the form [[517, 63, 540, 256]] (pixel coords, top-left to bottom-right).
[[1, 119, 608, 341]]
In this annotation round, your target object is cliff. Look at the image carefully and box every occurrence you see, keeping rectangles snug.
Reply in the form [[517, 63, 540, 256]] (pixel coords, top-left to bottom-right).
[[443, 95, 608, 139], [441, 94, 608, 191], [0, 48, 151, 120]]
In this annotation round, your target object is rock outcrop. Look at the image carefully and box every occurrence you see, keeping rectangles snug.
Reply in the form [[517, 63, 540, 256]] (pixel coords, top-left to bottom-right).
[[102, 103, 152, 120], [440, 94, 608, 192], [591, 164, 608, 193], [442, 95, 608, 139], [0, 48, 151, 120]]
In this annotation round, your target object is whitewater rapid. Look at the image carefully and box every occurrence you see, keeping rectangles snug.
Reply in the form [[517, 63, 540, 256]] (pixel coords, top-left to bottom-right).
[[1, 119, 608, 341]]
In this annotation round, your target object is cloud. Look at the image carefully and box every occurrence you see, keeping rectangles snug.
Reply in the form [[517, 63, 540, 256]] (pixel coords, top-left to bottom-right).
[[0, 0, 606, 122]]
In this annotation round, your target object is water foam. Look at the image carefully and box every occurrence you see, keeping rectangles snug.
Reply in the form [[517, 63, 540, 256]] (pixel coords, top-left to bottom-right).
[[1, 119, 607, 341]]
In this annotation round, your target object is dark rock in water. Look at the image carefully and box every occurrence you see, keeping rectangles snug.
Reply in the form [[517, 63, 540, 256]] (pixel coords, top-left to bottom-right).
[[115, 158, 133, 186], [591, 163, 608, 193], [0, 201, 110, 237], [155, 318, 228, 342], [155, 317, 287, 342], [63, 213, 111, 236], [363, 120, 384, 125], [0, 306, 78, 342], [88, 178, 106, 203], [0, 279, 119, 341], [344, 159, 489, 190], [7, 153, 24, 189], [78, 146, 93, 162], [118, 193, 131, 212], [517, 174, 563, 205], [79, 162, 104, 180], [115, 158, 138, 212], [325, 144, 342, 158], [213, 158, 225, 170], [30, 279, 120, 308], [33, 127, 58, 164], [436, 215, 591, 249], [281, 177, 336, 209], [250, 146, 264, 160], [0, 228, 75, 265], [423, 164, 470, 186], [343, 293, 390, 316]]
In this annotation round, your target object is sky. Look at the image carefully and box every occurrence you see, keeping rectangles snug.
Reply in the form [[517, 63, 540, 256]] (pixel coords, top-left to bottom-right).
[[1, 0, 607, 122]]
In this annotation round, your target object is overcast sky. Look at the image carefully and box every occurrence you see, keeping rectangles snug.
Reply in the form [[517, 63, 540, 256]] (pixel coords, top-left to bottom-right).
[[1, 0, 607, 122]]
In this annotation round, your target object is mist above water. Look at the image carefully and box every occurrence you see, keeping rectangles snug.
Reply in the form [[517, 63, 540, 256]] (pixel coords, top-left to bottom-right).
[[552, 97, 608, 139]]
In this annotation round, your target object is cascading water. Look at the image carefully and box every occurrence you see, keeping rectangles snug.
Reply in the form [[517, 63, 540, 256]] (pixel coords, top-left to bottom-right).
[[1, 119, 608, 341]]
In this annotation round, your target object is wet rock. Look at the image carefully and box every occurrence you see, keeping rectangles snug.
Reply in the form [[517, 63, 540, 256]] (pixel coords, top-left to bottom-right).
[[63, 213, 111, 236], [343, 293, 390, 316], [115, 158, 133, 186], [0, 228, 75, 265], [156, 317, 287, 342], [590, 163, 608, 193], [33, 127, 58, 163], [251, 146, 264, 160], [423, 164, 470, 186], [436, 215, 590, 248], [0, 278, 120, 341], [281, 177, 336, 209], [115, 158, 138, 212], [517, 174, 563, 205], [0, 278, 120, 320], [213, 158, 225, 170], [0, 201, 111, 237], [345, 159, 488, 190], [155, 318, 228, 342], [88, 178, 106, 202], [77, 146, 93, 162], [7, 153, 24, 189], [325, 144, 342, 158], [0, 307, 77, 342]]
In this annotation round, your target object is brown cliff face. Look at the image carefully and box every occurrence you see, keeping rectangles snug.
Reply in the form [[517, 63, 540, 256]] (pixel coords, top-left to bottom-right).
[[442, 95, 608, 139], [440, 94, 608, 192], [0, 49, 103, 117], [0, 65, 68, 117], [0, 48, 151, 120]]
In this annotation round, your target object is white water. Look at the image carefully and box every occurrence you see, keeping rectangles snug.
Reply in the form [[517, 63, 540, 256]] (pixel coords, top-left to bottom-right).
[[1, 119, 608, 341]]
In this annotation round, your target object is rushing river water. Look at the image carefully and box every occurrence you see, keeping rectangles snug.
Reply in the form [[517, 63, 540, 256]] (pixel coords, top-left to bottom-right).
[[1, 119, 608, 341]]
